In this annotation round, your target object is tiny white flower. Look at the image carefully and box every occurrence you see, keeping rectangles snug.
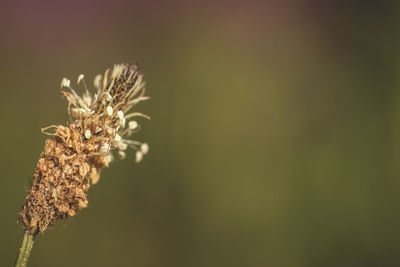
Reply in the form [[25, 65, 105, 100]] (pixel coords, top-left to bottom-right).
[[106, 106, 113, 117], [128, 121, 138, 130], [135, 151, 143, 163], [93, 74, 102, 88], [99, 143, 110, 154], [60, 78, 71, 88], [77, 74, 84, 84], [84, 129, 91, 139], [118, 151, 126, 159], [141, 143, 149, 155], [114, 134, 121, 142]]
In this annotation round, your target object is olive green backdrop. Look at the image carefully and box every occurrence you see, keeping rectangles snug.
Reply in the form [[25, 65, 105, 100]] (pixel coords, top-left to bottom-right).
[[1, 0, 400, 266]]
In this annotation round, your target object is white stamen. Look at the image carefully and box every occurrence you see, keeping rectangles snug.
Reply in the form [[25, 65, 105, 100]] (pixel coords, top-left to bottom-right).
[[84, 129, 91, 139], [120, 118, 126, 128], [112, 64, 124, 78], [99, 143, 110, 154], [107, 128, 115, 136], [118, 151, 126, 159], [135, 151, 143, 163], [118, 142, 128, 150], [95, 126, 102, 134], [94, 74, 102, 88], [117, 111, 124, 120], [117, 111, 125, 127], [77, 74, 85, 84], [103, 92, 112, 102], [83, 94, 92, 107], [104, 154, 113, 167], [60, 78, 71, 88], [141, 143, 149, 154], [106, 106, 113, 117], [71, 108, 81, 118], [128, 121, 138, 130]]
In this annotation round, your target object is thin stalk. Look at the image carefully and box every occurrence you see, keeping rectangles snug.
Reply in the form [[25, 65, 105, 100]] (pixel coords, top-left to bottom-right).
[[15, 232, 34, 267]]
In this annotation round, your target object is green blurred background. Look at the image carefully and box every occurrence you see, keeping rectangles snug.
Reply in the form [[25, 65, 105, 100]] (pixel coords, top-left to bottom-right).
[[1, 0, 400, 266]]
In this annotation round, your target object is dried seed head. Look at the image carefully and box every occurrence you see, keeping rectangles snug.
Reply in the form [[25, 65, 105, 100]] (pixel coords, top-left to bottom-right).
[[19, 63, 150, 234]]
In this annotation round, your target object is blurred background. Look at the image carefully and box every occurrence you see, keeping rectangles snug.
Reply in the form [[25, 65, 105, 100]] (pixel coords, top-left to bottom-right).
[[1, 0, 400, 266]]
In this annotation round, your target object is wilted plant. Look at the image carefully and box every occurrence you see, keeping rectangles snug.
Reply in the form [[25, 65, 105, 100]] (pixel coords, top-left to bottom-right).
[[15, 63, 150, 267]]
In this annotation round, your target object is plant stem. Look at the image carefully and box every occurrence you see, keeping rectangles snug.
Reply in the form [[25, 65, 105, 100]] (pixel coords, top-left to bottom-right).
[[15, 232, 34, 267]]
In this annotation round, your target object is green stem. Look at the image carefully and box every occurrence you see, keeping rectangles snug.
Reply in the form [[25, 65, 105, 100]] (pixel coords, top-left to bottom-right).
[[15, 232, 34, 267]]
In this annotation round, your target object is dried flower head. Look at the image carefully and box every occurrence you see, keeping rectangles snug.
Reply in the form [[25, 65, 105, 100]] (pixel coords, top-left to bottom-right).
[[19, 63, 150, 234]]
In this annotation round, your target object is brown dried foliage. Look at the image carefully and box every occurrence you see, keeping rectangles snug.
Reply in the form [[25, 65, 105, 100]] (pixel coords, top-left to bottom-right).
[[19, 124, 105, 233]]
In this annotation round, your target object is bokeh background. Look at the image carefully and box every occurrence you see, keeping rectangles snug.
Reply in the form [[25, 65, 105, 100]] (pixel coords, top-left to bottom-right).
[[1, 0, 400, 266]]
